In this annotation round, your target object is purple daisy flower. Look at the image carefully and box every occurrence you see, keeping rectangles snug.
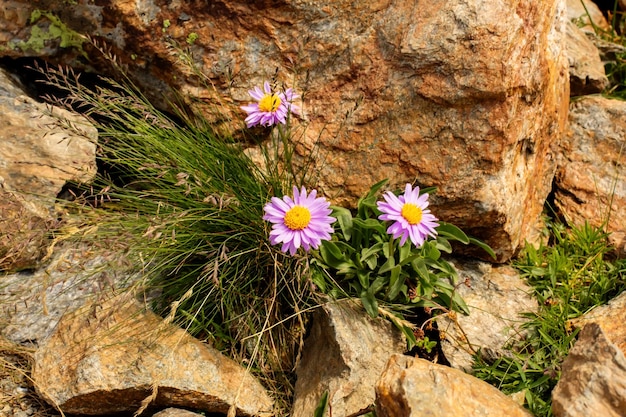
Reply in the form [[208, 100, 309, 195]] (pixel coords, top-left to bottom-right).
[[263, 186, 335, 255], [377, 183, 439, 248], [241, 81, 300, 128]]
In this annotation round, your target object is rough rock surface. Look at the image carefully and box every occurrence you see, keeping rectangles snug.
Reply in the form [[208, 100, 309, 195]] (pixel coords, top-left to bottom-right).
[[551, 323, 626, 417], [570, 291, 626, 355], [1, 0, 569, 261], [0, 243, 137, 344], [0, 67, 97, 211], [0, 67, 97, 270], [555, 96, 626, 255], [375, 354, 533, 417], [292, 299, 405, 417], [437, 261, 538, 370], [32, 293, 274, 416], [152, 408, 205, 417], [566, 21, 609, 96], [0, 188, 52, 272]]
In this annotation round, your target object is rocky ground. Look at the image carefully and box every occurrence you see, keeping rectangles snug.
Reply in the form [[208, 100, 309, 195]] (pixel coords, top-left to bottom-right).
[[0, 0, 625, 416]]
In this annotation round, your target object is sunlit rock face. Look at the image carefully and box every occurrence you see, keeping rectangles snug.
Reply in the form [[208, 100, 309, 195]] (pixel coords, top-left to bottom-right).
[[1, 0, 569, 261], [555, 96, 626, 257]]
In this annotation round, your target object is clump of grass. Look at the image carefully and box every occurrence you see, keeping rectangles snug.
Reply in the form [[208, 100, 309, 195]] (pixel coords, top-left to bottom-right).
[[0, 337, 62, 417], [37, 61, 316, 410], [472, 220, 626, 416]]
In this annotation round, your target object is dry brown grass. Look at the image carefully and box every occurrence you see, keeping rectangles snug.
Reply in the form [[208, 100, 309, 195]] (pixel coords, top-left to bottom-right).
[[0, 337, 60, 417]]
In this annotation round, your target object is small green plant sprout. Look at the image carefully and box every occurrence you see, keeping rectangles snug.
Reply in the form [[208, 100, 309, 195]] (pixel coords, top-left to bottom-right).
[[162, 19, 170, 32], [416, 335, 438, 354], [313, 390, 329, 417], [186, 32, 198, 45]]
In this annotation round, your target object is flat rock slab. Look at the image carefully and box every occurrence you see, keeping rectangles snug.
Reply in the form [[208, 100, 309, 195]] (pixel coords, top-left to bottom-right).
[[375, 354, 533, 417], [32, 293, 274, 416], [437, 261, 538, 370]]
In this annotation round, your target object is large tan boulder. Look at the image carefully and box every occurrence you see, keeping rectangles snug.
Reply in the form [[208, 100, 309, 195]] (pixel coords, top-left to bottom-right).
[[1, 1, 569, 261], [32, 293, 274, 416], [0, 68, 97, 208]]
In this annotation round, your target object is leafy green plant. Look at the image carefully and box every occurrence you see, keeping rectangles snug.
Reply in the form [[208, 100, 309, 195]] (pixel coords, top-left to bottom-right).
[[473, 221, 626, 416], [312, 179, 494, 346]]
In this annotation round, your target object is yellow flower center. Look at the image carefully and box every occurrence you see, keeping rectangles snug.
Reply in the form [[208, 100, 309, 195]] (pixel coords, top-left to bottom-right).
[[258, 93, 282, 113], [401, 203, 423, 225], [284, 206, 311, 230]]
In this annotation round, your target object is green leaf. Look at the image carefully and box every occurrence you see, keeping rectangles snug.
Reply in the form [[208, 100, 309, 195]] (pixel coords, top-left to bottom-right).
[[437, 222, 470, 244], [320, 240, 343, 262], [357, 270, 371, 289], [369, 275, 387, 295], [361, 242, 384, 263], [379, 257, 396, 274], [386, 266, 404, 300], [357, 179, 388, 217], [365, 255, 378, 270], [400, 324, 417, 350], [420, 186, 437, 195], [435, 236, 453, 253], [313, 390, 329, 417], [352, 217, 386, 233], [319, 241, 355, 272], [469, 236, 497, 259], [411, 258, 429, 281], [399, 241, 412, 263], [332, 206, 353, 241], [450, 290, 470, 315], [398, 253, 421, 268], [360, 292, 379, 318], [423, 242, 441, 261], [367, 178, 389, 197], [310, 267, 327, 292]]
